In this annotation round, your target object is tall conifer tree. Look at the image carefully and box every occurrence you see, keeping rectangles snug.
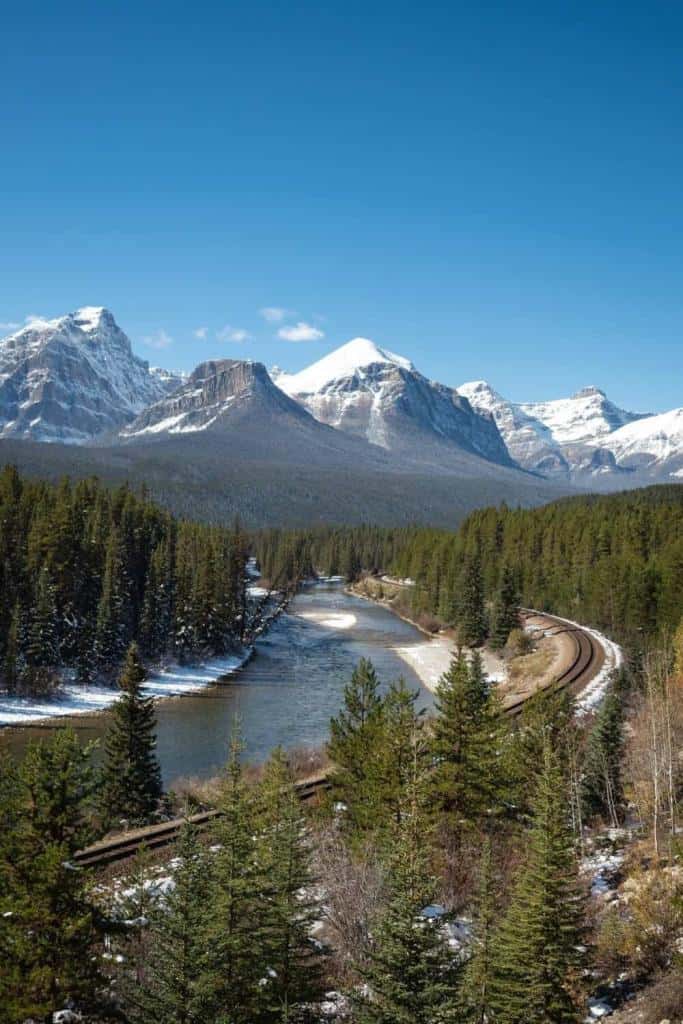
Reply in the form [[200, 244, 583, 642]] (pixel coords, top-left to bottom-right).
[[489, 746, 585, 1024], [256, 747, 323, 1022], [100, 642, 162, 824], [354, 738, 461, 1024]]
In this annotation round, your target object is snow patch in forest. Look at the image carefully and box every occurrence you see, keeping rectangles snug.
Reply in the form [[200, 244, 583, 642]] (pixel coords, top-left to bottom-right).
[[297, 611, 357, 630], [0, 650, 252, 726]]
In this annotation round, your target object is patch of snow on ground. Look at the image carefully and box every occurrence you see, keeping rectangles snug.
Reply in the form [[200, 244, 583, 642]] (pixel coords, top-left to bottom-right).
[[581, 849, 625, 898], [0, 650, 252, 726]]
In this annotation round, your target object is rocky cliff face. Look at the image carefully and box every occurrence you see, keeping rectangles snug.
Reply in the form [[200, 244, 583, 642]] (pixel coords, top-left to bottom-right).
[[0, 307, 181, 443], [122, 358, 311, 438]]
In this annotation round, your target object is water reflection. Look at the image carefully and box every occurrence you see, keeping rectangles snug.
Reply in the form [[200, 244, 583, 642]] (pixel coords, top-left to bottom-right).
[[1, 583, 433, 785]]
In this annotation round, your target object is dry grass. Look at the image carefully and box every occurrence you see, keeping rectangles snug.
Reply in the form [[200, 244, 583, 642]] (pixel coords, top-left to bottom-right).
[[506, 642, 556, 684], [168, 744, 331, 812]]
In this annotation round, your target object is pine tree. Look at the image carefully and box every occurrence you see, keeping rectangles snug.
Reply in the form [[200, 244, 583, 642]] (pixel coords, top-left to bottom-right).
[[458, 836, 497, 1023], [95, 528, 132, 672], [123, 824, 213, 1024], [489, 565, 519, 650], [377, 678, 428, 833], [25, 564, 60, 668], [459, 554, 487, 647], [430, 652, 508, 829], [489, 746, 585, 1024], [353, 738, 461, 1024], [100, 642, 163, 824], [3, 601, 22, 694], [581, 687, 625, 826], [328, 658, 385, 834], [255, 747, 323, 1022], [204, 727, 270, 1023], [0, 731, 105, 1022]]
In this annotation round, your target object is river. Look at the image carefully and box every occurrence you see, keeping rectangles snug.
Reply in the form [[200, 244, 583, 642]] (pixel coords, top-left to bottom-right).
[[0, 583, 434, 786]]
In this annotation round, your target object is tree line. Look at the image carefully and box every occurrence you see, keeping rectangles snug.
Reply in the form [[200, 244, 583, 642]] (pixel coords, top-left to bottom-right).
[[0, 466, 248, 695], [254, 485, 683, 652]]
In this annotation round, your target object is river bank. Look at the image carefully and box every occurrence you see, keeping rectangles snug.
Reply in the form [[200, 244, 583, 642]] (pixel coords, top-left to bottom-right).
[[347, 582, 506, 692], [0, 647, 255, 727]]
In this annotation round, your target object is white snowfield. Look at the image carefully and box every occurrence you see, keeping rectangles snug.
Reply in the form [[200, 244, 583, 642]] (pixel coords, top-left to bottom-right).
[[0, 651, 251, 727], [595, 405, 683, 462], [276, 337, 413, 396]]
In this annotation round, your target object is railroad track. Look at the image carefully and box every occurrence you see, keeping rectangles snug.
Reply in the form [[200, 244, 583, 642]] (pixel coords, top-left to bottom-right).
[[504, 610, 601, 717], [76, 610, 604, 869], [74, 774, 332, 869]]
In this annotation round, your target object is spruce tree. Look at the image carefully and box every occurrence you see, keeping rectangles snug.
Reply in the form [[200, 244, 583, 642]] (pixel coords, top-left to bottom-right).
[[0, 731, 104, 1022], [430, 652, 508, 829], [3, 601, 22, 693], [581, 687, 625, 826], [489, 565, 519, 650], [377, 678, 428, 833], [100, 642, 163, 824], [459, 554, 487, 647], [204, 727, 270, 1023], [489, 746, 585, 1024], [25, 564, 59, 668], [123, 824, 213, 1024], [95, 529, 131, 672], [353, 739, 461, 1024], [328, 658, 385, 834], [255, 747, 323, 1022], [458, 837, 497, 1023]]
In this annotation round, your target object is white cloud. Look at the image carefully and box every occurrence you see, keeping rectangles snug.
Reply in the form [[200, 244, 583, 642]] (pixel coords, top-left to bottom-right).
[[217, 324, 251, 343], [142, 329, 174, 350], [277, 321, 325, 342], [259, 306, 293, 323], [0, 320, 20, 331], [193, 326, 208, 340]]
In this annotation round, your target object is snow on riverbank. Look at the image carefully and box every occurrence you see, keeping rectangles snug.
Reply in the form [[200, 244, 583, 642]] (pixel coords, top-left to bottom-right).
[[393, 636, 506, 693], [0, 650, 252, 727]]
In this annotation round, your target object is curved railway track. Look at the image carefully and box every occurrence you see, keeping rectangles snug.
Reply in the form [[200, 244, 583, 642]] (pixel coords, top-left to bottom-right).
[[504, 610, 602, 716], [75, 610, 606, 870]]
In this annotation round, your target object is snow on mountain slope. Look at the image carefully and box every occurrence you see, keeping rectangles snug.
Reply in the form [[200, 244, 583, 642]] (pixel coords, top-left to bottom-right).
[[458, 380, 649, 476], [0, 308, 181, 443], [277, 339, 513, 468], [277, 337, 413, 395], [595, 407, 683, 469]]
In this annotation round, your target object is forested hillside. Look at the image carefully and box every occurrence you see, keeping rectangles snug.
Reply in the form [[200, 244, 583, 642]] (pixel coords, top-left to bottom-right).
[[255, 485, 683, 650], [0, 466, 247, 695]]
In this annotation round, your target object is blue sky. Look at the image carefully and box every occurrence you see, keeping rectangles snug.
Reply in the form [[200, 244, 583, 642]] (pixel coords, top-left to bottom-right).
[[1, 1, 682, 411]]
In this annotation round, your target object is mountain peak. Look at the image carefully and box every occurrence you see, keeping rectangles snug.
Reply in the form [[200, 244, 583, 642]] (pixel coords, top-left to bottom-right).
[[572, 385, 606, 400], [278, 337, 413, 396], [70, 306, 117, 333], [0, 306, 178, 443]]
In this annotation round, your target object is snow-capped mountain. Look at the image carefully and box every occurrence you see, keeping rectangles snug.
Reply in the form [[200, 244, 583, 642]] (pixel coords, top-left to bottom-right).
[[0, 308, 182, 443], [457, 380, 650, 477], [594, 407, 683, 478], [122, 357, 311, 438], [276, 338, 513, 469]]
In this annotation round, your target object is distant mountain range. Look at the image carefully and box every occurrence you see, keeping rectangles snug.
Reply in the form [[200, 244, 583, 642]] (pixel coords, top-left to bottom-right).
[[0, 307, 679, 525]]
